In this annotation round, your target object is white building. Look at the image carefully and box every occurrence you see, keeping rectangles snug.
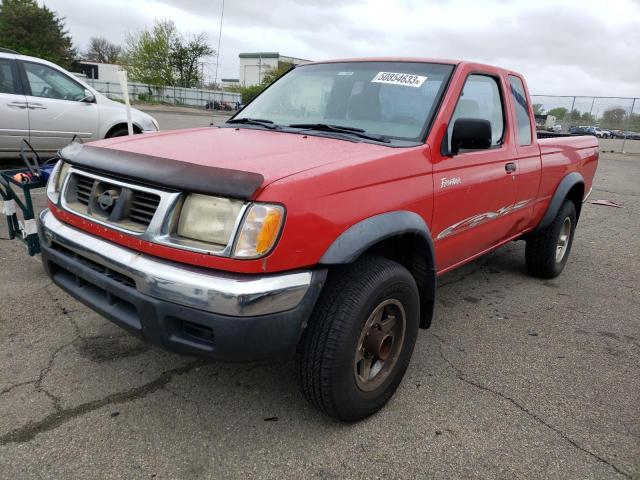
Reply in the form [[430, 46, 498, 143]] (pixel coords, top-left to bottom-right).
[[239, 52, 311, 86], [77, 62, 122, 83], [221, 78, 240, 88]]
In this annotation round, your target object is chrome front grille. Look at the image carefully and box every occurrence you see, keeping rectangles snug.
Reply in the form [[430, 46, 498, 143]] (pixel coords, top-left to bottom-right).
[[58, 165, 249, 257], [129, 190, 161, 227], [74, 175, 93, 205], [62, 169, 173, 234]]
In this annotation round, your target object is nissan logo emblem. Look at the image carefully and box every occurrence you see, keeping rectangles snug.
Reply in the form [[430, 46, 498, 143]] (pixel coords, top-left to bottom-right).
[[97, 189, 119, 210]]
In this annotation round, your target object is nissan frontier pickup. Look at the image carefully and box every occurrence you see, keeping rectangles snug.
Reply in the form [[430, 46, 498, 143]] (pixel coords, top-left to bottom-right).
[[39, 59, 598, 421]]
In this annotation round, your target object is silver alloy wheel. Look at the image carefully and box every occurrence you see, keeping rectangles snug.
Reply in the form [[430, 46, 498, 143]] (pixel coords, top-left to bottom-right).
[[354, 299, 406, 392], [556, 217, 572, 263]]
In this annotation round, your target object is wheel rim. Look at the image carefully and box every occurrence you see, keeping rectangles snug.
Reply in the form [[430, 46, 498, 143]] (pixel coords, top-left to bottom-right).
[[354, 299, 406, 392], [556, 217, 572, 263]]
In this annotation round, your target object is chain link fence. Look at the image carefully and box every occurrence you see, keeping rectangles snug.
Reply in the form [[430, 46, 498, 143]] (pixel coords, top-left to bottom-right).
[[84, 79, 241, 110], [531, 95, 640, 154], [80, 80, 640, 154]]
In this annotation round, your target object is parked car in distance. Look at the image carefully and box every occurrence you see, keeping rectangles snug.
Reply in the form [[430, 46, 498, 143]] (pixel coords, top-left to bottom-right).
[[40, 58, 599, 422], [570, 126, 606, 138], [551, 124, 562, 132], [205, 100, 238, 111], [608, 130, 639, 140], [609, 129, 624, 138], [0, 48, 159, 157]]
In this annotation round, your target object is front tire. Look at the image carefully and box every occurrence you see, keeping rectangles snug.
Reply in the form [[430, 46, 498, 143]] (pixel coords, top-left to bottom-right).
[[525, 200, 577, 278], [298, 256, 420, 422], [106, 126, 136, 138]]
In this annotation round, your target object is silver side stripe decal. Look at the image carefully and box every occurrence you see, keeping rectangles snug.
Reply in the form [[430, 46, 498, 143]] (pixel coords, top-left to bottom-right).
[[436, 199, 532, 240]]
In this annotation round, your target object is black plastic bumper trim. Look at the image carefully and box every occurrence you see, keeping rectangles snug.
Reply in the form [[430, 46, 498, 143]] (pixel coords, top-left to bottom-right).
[[41, 241, 326, 362]]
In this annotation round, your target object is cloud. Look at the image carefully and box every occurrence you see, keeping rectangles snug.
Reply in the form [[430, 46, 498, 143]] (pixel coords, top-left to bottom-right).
[[44, 0, 640, 96]]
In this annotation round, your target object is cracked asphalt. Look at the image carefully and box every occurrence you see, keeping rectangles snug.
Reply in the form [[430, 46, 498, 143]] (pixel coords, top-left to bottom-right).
[[1, 143, 639, 478]]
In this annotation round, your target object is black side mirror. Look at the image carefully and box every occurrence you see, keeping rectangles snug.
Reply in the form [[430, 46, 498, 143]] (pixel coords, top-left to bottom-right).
[[450, 118, 492, 155]]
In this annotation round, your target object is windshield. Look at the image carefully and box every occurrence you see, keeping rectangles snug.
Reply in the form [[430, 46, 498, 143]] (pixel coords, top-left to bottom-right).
[[235, 61, 455, 143]]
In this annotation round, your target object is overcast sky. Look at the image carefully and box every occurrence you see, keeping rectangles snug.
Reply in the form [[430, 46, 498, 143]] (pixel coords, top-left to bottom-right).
[[43, 0, 640, 98]]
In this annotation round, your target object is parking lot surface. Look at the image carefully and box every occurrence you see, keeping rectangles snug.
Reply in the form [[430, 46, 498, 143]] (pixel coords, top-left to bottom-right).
[[138, 106, 232, 130], [0, 116, 638, 478]]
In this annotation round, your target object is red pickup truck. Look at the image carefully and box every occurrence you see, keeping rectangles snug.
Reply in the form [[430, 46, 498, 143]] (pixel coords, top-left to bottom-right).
[[38, 59, 598, 421]]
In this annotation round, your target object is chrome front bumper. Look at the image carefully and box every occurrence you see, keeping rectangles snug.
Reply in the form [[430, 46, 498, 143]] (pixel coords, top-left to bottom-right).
[[38, 209, 319, 317]]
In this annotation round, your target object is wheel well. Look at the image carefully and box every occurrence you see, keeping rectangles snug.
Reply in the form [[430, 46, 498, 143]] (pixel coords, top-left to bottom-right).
[[360, 233, 436, 329], [566, 182, 585, 221], [105, 123, 141, 138]]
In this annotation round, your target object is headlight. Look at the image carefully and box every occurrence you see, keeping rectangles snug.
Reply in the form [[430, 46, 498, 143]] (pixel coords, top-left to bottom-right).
[[233, 204, 284, 258], [177, 194, 243, 246], [46, 161, 71, 203]]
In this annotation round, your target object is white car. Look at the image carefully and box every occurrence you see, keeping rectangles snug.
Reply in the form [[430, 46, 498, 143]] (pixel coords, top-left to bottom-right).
[[593, 127, 609, 138], [0, 48, 159, 157]]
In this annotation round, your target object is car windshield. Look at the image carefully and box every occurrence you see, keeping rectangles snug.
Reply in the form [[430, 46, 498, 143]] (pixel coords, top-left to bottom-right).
[[235, 61, 455, 143]]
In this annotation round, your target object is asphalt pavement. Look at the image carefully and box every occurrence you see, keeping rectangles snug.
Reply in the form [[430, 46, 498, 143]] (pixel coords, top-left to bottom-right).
[[138, 105, 232, 130], [0, 112, 638, 479]]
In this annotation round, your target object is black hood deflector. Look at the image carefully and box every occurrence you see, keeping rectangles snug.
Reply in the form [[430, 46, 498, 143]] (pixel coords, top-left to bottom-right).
[[59, 144, 264, 199]]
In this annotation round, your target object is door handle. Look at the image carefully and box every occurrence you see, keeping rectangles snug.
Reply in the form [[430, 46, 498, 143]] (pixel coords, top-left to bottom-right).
[[505, 162, 517, 173], [7, 102, 28, 109], [28, 104, 47, 110]]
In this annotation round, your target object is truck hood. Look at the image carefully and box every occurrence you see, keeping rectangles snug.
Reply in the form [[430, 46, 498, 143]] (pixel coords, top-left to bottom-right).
[[79, 126, 392, 198]]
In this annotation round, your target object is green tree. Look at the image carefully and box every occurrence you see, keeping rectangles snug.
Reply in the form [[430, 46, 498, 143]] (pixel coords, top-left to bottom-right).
[[123, 19, 213, 87], [570, 109, 583, 120], [123, 19, 175, 85], [226, 62, 294, 105], [0, 0, 76, 69], [170, 33, 213, 87], [532, 104, 545, 115], [261, 62, 294, 85], [601, 108, 627, 128], [232, 84, 264, 104], [547, 107, 569, 120], [580, 112, 595, 123], [85, 37, 121, 64]]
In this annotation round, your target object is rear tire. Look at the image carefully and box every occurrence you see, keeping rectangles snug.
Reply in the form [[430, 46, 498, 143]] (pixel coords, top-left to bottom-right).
[[525, 200, 577, 278], [298, 256, 420, 422]]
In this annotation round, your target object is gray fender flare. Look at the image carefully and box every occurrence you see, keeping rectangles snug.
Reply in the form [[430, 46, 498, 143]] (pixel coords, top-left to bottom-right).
[[320, 211, 437, 328], [534, 172, 584, 232]]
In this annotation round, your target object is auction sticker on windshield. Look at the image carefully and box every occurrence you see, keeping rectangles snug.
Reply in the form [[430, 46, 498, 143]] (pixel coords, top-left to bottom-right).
[[372, 72, 427, 88]]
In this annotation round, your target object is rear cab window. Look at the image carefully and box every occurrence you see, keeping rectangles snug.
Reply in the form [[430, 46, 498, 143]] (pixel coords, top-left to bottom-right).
[[447, 74, 505, 151], [508, 75, 532, 145]]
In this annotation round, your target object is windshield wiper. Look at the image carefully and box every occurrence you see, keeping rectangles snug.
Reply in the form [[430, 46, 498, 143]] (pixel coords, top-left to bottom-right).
[[226, 118, 278, 129], [287, 123, 390, 143]]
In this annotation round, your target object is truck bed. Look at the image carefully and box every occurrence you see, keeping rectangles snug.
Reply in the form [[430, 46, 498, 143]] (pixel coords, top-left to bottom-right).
[[536, 131, 593, 140]]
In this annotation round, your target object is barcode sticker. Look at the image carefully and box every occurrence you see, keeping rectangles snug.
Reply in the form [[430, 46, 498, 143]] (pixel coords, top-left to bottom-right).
[[371, 72, 427, 88]]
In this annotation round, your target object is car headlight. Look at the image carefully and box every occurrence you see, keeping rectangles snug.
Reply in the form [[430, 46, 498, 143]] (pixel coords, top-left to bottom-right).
[[177, 194, 244, 246], [46, 160, 71, 203], [137, 113, 159, 132], [232, 204, 284, 258]]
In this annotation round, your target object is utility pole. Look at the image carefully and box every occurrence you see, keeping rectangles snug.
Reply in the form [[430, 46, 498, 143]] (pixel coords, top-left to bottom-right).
[[622, 98, 636, 154], [213, 0, 225, 89]]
